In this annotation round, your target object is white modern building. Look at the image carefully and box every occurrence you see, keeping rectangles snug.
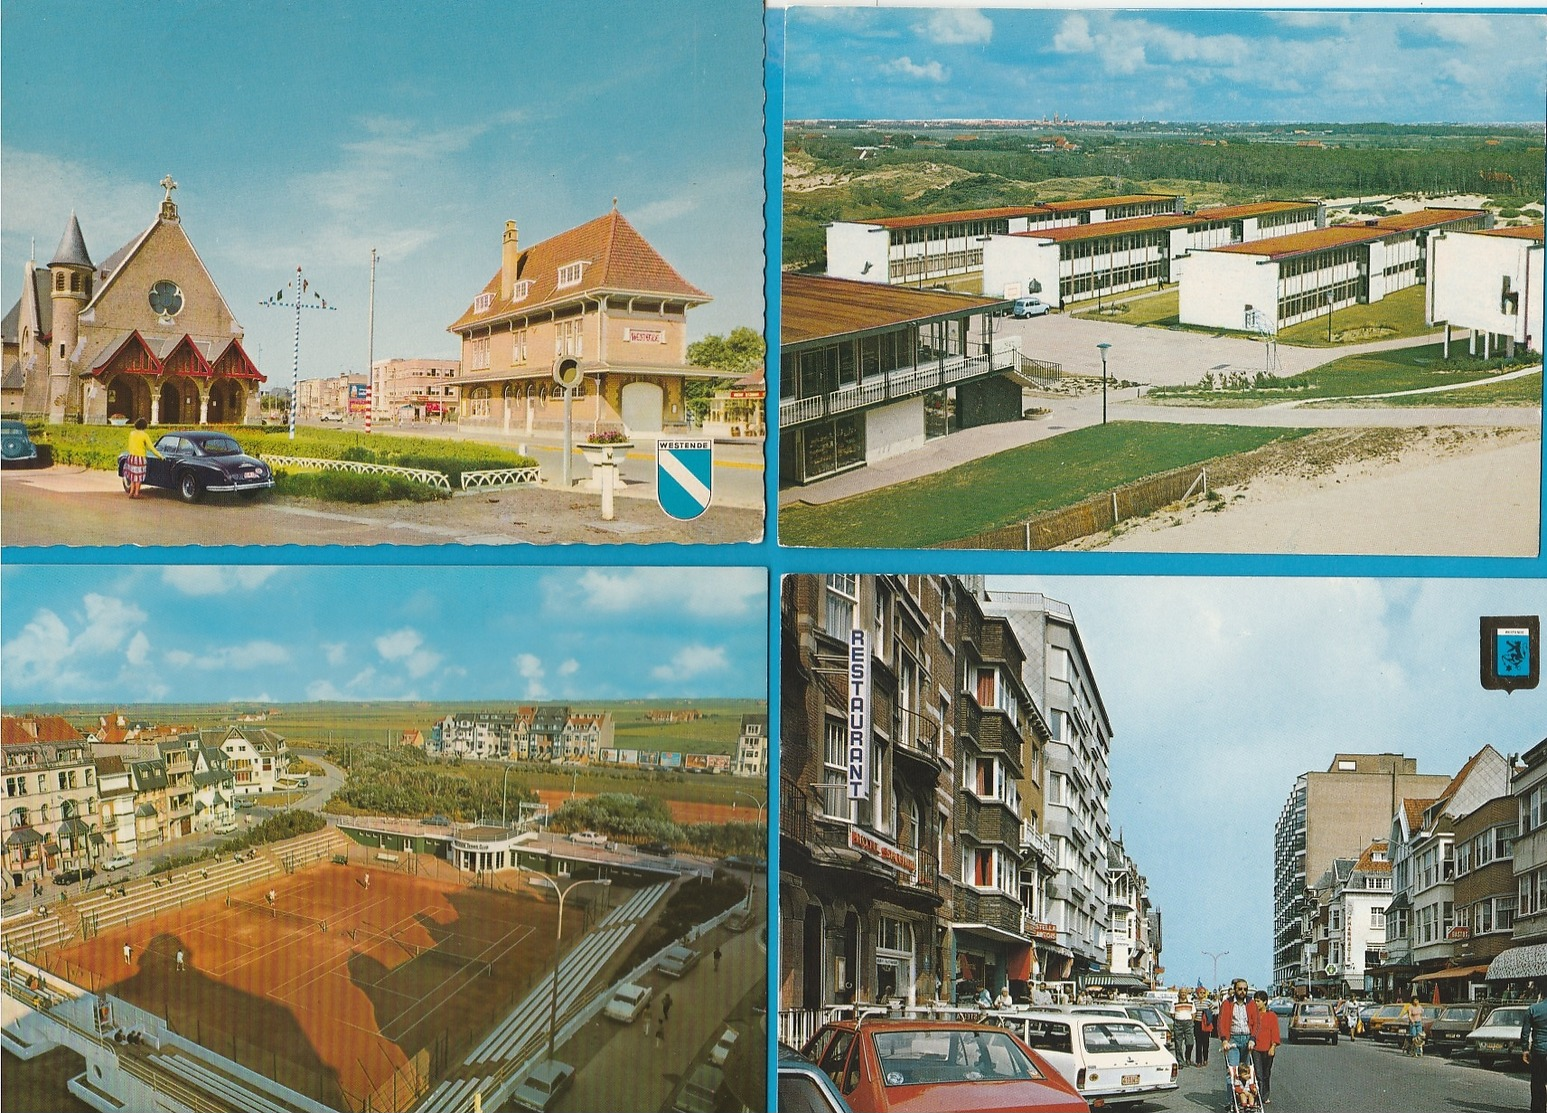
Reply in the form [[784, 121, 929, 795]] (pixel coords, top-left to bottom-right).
[[1313, 841, 1392, 997], [827, 195, 1184, 290], [1179, 208, 1490, 333], [1427, 224, 1544, 358], [982, 201, 1323, 308]]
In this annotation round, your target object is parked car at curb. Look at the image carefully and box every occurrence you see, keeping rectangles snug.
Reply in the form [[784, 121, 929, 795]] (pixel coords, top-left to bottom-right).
[[101, 854, 134, 872], [1289, 1000, 1339, 1044], [1267, 997, 1296, 1017], [52, 867, 95, 886], [710, 1026, 739, 1066], [1468, 1004, 1530, 1069], [1, 420, 40, 466], [778, 1053, 854, 1113], [568, 830, 607, 846], [802, 1018, 1087, 1113], [603, 982, 652, 1023], [1430, 1002, 1491, 1057], [1366, 1004, 1410, 1042], [510, 1060, 573, 1112], [658, 944, 700, 978], [117, 431, 274, 503], [997, 1010, 1180, 1108], [1012, 296, 1051, 318]]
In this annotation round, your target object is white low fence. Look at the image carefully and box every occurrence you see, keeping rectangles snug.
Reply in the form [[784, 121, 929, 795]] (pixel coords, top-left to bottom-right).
[[460, 466, 542, 491], [263, 455, 452, 490]]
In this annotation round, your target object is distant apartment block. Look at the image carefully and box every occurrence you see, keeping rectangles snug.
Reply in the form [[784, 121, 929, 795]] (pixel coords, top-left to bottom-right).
[[371, 357, 460, 423]]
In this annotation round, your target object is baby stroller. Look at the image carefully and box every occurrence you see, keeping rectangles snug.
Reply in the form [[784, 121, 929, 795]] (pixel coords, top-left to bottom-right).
[[1226, 1046, 1262, 1112]]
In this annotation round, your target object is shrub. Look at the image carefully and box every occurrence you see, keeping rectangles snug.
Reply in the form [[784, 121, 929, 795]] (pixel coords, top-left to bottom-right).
[[274, 469, 450, 503]]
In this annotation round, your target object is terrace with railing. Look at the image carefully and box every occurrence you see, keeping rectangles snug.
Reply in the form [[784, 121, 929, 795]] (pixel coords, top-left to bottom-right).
[[780, 336, 1022, 427]]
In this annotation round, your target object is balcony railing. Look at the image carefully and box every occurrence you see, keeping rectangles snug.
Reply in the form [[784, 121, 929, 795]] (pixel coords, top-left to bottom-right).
[[780, 338, 1021, 428]]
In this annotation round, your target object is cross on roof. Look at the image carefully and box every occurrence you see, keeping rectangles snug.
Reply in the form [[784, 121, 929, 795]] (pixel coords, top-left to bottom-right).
[[160, 175, 178, 201]]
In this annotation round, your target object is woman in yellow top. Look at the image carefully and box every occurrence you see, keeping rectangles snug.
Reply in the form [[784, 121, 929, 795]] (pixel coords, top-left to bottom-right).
[[123, 418, 163, 499]]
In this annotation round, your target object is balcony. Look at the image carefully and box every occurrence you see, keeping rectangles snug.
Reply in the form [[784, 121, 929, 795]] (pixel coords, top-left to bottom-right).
[[960, 794, 1022, 849], [957, 887, 1025, 936], [893, 718, 944, 782], [1021, 823, 1053, 863], [780, 338, 1022, 428], [975, 709, 1024, 769]]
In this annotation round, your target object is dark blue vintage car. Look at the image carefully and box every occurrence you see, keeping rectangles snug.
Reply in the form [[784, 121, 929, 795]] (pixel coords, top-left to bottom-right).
[[117, 431, 274, 502], [1, 420, 40, 466]]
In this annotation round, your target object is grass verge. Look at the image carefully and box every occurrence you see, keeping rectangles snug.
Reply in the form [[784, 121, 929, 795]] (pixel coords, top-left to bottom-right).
[[779, 421, 1311, 548]]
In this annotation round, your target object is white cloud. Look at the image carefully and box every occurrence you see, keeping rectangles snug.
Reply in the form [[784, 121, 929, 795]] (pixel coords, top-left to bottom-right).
[[1, 594, 151, 695], [567, 568, 763, 618], [307, 680, 347, 701], [1, 608, 77, 689], [879, 56, 949, 83], [559, 659, 580, 677], [1051, 14, 1095, 54], [405, 649, 443, 679], [125, 631, 151, 668], [916, 9, 993, 46], [322, 642, 348, 666], [515, 653, 545, 680], [375, 627, 424, 661], [650, 644, 729, 682], [160, 567, 280, 596], [163, 640, 291, 671]]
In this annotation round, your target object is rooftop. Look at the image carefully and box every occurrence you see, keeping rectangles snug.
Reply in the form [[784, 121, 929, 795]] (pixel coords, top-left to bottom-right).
[[1476, 224, 1545, 242], [856, 193, 1181, 230], [1012, 201, 1319, 244], [782, 272, 1005, 346], [1207, 208, 1486, 261]]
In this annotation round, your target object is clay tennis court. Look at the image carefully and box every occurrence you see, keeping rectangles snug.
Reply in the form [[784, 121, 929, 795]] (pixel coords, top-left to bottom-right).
[[47, 862, 579, 1112]]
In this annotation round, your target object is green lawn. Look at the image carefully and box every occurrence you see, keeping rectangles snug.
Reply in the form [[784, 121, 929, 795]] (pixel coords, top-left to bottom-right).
[[1371, 369, 1542, 407], [1072, 288, 1180, 327], [779, 422, 1311, 548], [1150, 343, 1536, 405], [1276, 285, 1439, 347]]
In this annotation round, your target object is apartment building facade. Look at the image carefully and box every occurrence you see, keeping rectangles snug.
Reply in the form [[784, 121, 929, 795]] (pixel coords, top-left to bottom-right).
[[2, 716, 99, 887]]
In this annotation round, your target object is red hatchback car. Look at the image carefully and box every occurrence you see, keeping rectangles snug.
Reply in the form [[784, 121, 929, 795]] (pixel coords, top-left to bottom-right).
[[801, 1018, 1089, 1113]]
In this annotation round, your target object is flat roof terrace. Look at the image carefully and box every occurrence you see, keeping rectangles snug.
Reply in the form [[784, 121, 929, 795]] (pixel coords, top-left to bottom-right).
[[1207, 208, 1487, 261], [781, 273, 1006, 346]]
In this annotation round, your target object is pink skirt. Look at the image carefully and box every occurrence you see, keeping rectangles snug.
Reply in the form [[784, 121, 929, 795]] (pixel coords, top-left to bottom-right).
[[124, 456, 147, 482]]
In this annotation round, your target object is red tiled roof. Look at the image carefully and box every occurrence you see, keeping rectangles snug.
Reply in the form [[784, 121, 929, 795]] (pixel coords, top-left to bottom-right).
[[782, 272, 1005, 346], [449, 210, 709, 332], [1403, 798, 1436, 831], [859, 194, 1182, 231], [2, 715, 84, 745], [1039, 193, 1180, 212], [1354, 840, 1391, 872], [1015, 201, 1320, 244], [1207, 209, 1487, 261]]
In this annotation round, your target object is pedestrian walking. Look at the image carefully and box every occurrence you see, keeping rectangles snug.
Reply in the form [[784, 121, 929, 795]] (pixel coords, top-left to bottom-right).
[[1196, 990, 1214, 1066], [1521, 982, 1547, 1113], [362, 872, 371, 890], [176, 949, 185, 973], [123, 944, 132, 966], [1172, 991, 1197, 1067], [121, 418, 163, 500], [713, 946, 722, 973], [662, 991, 673, 1022], [1216, 979, 1259, 1069], [31, 878, 41, 898], [1251, 990, 1280, 1105], [1402, 995, 1426, 1056], [655, 1011, 666, 1048]]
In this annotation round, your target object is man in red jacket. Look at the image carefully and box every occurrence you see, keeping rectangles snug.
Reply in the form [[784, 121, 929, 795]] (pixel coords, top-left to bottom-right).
[[1250, 990, 1282, 1105], [1217, 978, 1262, 1069]]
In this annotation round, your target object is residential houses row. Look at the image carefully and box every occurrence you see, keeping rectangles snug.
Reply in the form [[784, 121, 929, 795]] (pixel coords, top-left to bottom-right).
[[429, 707, 768, 778], [2, 715, 289, 888], [1275, 739, 1547, 1002], [779, 574, 1158, 1039]]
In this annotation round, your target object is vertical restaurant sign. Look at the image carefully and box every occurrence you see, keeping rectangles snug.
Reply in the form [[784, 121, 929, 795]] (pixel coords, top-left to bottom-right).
[[848, 628, 870, 799]]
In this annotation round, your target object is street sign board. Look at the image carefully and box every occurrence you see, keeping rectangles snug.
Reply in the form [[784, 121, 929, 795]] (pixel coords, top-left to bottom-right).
[[656, 438, 713, 520], [1481, 615, 1539, 693]]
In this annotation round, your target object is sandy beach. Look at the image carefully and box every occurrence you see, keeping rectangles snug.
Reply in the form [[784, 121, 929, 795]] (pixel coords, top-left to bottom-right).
[[1077, 428, 1541, 556]]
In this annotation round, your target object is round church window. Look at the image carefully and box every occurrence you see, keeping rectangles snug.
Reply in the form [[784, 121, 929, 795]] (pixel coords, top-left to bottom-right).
[[149, 280, 184, 318]]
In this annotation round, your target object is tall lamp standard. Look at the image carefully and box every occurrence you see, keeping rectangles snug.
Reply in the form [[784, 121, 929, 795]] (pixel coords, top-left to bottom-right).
[[529, 873, 611, 1064], [1203, 949, 1229, 991], [1096, 343, 1112, 425], [732, 789, 767, 912], [501, 762, 515, 829]]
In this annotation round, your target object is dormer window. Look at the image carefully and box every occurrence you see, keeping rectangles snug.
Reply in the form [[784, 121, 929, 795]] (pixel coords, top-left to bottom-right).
[[474, 292, 494, 313], [556, 262, 587, 289], [512, 280, 533, 302]]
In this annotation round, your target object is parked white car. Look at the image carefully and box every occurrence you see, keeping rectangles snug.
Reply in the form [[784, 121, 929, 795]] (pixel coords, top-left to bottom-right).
[[710, 1025, 739, 1066], [604, 982, 653, 1023], [658, 944, 700, 978], [1468, 1004, 1531, 1068], [995, 1010, 1179, 1107], [101, 854, 134, 871], [568, 830, 608, 847]]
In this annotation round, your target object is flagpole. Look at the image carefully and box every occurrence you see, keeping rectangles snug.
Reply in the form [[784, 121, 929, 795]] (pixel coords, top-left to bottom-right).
[[366, 248, 377, 435]]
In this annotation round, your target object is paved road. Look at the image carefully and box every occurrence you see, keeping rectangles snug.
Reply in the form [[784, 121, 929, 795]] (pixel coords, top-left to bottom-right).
[[1112, 1034, 1529, 1113], [1, 465, 763, 546]]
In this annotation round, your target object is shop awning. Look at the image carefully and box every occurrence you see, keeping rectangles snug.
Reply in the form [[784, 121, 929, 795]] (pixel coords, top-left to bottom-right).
[[1487, 944, 1547, 982], [1412, 964, 1491, 982], [1082, 972, 1152, 991], [953, 922, 1032, 946]]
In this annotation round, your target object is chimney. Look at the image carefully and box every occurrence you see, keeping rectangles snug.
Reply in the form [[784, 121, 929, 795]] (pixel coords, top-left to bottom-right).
[[500, 220, 519, 301]]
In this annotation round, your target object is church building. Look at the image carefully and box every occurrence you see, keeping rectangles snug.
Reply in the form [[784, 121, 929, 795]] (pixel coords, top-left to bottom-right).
[[2, 177, 263, 425], [447, 205, 727, 437]]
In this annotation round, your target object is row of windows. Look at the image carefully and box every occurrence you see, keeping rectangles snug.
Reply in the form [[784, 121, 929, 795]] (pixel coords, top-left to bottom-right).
[[1460, 896, 1517, 935], [54, 270, 93, 296], [1518, 866, 1547, 918], [4, 769, 95, 797], [1059, 260, 1163, 299], [1280, 245, 1362, 279], [1278, 277, 1361, 324], [888, 221, 1006, 246], [1058, 233, 1166, 260], [1454, 824, 1515, 876], [8, 799, 92, 827], [891, 250, 981, 278]]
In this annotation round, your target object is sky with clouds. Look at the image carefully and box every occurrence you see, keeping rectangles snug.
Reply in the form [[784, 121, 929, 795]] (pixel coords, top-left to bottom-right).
[[783, 8, 1547, 124], [987, 575, 1547, 988], [1, 0, 764, 381], [0, 565, 767, 706]]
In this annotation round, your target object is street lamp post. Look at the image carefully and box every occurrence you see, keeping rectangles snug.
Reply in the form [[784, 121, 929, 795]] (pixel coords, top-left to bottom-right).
[[1203, 949, 1229, 990], [1096, 343, 1112, 425], [530, 873, 612, 1064], [501, 763, 514, 829], [1325, 292, 1334, 343], [732, 790, 767, 912]]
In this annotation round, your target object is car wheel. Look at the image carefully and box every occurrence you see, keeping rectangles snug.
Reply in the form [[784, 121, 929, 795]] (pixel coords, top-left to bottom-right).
[[121, 471, 132, 493], [177, 471, 202, 503], [1331, 1035, 1338, 1045]]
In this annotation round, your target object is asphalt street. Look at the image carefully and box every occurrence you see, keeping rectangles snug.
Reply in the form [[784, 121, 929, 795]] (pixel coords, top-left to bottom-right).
[[1122, 1035, 1529, 1113]]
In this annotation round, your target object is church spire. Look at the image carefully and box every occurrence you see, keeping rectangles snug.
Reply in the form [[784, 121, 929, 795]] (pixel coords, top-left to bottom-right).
[[49, 212, 93, 269]]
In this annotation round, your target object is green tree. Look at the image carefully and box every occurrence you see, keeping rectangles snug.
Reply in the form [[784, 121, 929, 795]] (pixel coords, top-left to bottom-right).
[[685, 326, 765, 419]]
